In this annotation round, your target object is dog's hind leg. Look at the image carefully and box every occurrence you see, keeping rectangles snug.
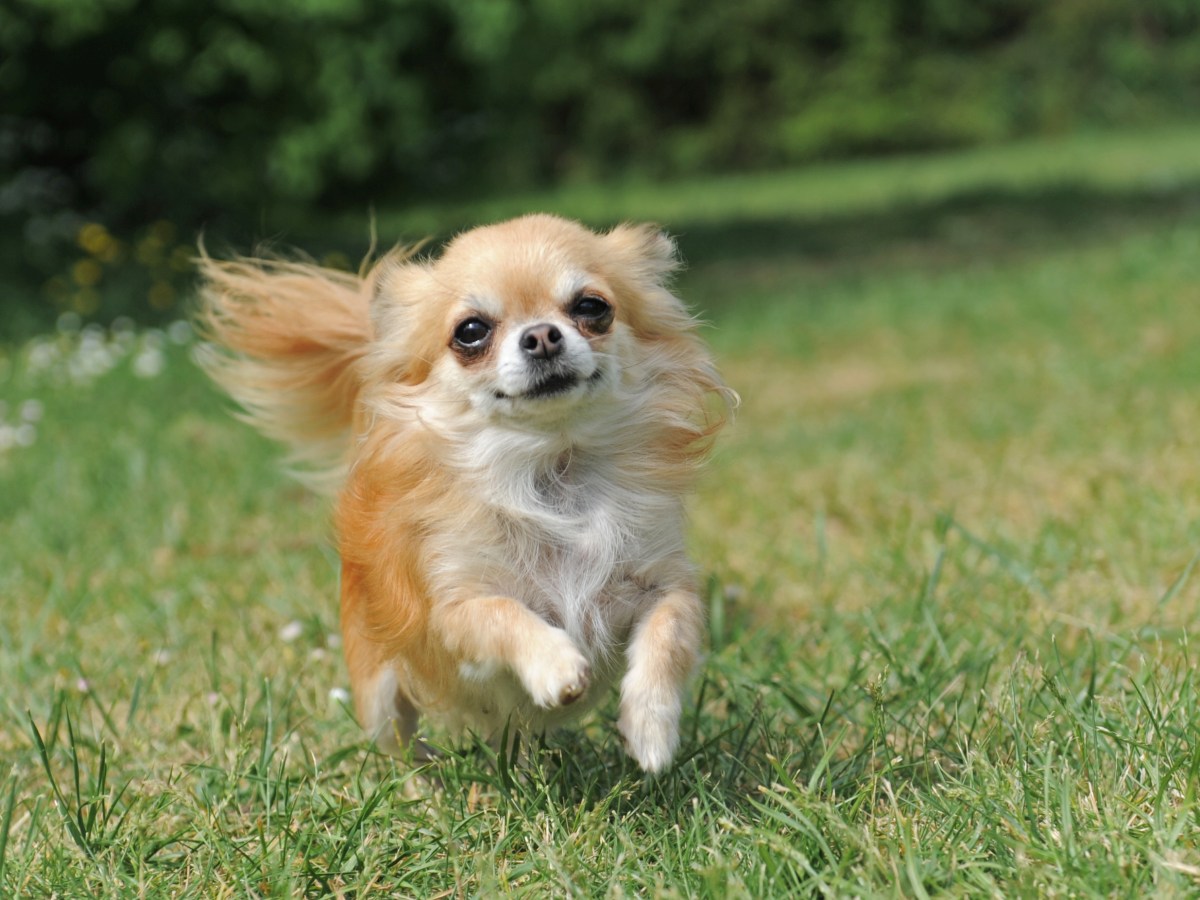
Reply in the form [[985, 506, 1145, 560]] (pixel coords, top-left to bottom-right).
[[355, 665, 422, 756]]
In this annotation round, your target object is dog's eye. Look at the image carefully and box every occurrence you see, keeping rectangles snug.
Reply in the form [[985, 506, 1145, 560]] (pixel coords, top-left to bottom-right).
[[453, 317, 492, 348], [571, 294, 611, 320], [571, 294, 610, 318]]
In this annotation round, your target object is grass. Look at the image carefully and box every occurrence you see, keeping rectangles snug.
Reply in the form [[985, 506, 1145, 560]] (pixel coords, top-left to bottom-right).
[[2, 123, 1200, 895]]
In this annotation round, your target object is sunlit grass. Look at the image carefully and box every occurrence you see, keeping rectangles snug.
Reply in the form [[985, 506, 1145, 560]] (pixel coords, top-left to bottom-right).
[[2, 127, 1199, 895]]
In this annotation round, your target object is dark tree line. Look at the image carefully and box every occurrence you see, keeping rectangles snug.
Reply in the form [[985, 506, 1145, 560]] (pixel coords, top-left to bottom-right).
[[1, 0, 1197, 328]]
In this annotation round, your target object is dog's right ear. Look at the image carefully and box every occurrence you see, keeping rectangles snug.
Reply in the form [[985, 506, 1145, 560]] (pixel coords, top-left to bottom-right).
[[366, 253, 444, 385]]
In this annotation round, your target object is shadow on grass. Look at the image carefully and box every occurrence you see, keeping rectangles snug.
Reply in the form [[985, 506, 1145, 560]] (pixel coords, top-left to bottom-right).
[[411, 568, 1017, 828], [668, 180, 1200, 314], [416, 585, 960, 823], [680, 181, 1200, 266]]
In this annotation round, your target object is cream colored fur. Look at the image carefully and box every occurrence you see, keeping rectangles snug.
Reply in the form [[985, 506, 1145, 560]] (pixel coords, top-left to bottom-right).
[[198, 214, 733, 772]]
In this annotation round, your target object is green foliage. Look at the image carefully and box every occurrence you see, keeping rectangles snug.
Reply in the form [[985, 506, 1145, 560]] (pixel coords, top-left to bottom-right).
[[3, 0, 1197, 232]]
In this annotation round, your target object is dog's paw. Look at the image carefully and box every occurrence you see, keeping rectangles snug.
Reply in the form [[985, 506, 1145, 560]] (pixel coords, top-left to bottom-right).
[[618, 691, 682, 774], [518, 629, 591, 709]]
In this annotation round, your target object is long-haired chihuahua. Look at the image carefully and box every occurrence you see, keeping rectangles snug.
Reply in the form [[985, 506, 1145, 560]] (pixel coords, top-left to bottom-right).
[[197, 214, 733, 772]]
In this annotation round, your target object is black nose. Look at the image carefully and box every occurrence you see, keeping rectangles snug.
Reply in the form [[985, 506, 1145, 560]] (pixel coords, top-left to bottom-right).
[[519, 323, 564, 360]]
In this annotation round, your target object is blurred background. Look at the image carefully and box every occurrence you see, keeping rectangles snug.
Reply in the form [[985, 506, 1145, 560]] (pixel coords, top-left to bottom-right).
[[1, 0, 1198, 336]]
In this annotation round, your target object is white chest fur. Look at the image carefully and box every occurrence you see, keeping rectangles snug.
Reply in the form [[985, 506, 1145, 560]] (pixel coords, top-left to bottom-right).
[[439, 453, 685, 733], [490, 452, 684, 656], [446, 424, 687, 658]]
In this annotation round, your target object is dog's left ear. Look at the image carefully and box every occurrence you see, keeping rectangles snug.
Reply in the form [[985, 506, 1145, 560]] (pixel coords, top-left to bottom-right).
[[603, 223, 682, 288], [603, 223, 697, 339], [602, 221, 736, 438]]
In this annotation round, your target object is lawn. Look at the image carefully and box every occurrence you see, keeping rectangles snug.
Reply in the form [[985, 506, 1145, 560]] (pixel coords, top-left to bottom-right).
[[2, 125, 1200, 896]]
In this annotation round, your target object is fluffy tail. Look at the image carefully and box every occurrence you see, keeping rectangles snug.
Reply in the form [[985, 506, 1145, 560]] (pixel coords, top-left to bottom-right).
[[195, 252, 374, 492]]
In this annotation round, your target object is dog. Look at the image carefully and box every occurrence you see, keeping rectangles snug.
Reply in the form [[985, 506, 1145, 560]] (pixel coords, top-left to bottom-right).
[[197, 214, 733, 772]]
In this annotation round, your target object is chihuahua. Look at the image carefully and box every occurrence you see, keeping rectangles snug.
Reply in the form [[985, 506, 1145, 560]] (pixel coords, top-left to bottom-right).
[[197, 214, 733, 772]]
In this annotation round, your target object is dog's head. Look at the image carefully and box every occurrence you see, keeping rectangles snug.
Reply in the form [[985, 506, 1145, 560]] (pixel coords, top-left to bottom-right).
[[368, 214, 712, 429]]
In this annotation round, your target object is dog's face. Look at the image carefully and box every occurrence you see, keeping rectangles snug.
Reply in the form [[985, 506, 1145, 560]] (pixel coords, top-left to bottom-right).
[[434, 221, 623, 420], [370, 215, 691, 425]]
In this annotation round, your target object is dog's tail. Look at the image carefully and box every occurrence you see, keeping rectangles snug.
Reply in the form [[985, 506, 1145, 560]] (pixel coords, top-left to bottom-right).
[[195, 251, 375, 492]]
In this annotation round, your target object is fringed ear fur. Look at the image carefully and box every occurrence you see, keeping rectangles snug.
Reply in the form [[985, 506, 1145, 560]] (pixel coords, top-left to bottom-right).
[[604, 223, 682, 287], [601, 223, 706, 343], [364, 254, 446, 387]]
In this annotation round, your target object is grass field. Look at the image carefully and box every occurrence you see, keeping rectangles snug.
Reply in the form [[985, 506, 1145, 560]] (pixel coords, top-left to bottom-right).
[[2, 125, 1200, 896]]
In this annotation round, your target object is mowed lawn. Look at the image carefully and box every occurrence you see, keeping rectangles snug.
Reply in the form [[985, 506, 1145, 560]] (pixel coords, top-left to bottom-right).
[[2, 126, 1199, 896]]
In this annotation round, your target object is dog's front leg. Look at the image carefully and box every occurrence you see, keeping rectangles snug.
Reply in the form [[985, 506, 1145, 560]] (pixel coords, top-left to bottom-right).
[[618, 587, 704, 773], [433, 595, 591, 709]]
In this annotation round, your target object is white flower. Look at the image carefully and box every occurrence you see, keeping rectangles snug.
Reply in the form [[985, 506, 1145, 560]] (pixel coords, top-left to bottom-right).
[[14, 424, 35, 447], [279, 620, 304, 642], [328, 687, 351, 704], [132, 348, 165, 378], [112, 325, 137, 353], [27, 340, 60, 374], [71, 330, 117, 383]]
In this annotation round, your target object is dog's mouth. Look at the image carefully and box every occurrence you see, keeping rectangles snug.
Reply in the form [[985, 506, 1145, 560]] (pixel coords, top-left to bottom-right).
[[495, 368, 604, 401], [526, 370, 586, 399]]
